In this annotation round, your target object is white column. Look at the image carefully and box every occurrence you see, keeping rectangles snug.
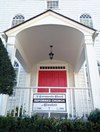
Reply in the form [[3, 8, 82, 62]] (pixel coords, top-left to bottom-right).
[[25, 73, 32, 116], [0, 94, 9, 116], [7, 37, 16, 63], [85, 36, 100, 109]]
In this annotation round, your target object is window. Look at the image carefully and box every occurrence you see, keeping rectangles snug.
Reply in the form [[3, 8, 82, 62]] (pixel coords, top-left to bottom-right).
[[80, 13, 93, 28], [12, 14, 25, 27], [97, 61, 100, 76], [14, 61, 19, 68], [14, 60, 19, 86], [10, 60, 19, 97], [47, 0, 59, 9], [40, 66, 65, 69]]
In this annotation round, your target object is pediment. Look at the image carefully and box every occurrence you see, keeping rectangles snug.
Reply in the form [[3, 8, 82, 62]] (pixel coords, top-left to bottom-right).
[[5, 10, 96, 36]]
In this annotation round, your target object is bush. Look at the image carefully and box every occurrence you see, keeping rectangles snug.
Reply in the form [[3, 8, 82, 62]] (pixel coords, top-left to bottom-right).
[[0, 114, 100, 132], [56, 120, 74, 132], [88, 109, 100, 123]]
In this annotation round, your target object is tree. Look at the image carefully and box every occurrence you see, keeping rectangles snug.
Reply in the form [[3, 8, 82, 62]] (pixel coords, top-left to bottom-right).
[[0, 38, 16, 95]]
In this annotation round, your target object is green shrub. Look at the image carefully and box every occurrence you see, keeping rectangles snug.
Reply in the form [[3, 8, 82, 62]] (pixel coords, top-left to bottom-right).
[[88, 109, 100, 123], [0, 115, 100, 132], [56, 120, 73, 132]]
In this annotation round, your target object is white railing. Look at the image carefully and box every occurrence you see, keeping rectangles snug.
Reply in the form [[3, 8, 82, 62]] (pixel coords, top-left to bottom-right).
[[7, 87, 93, 118]]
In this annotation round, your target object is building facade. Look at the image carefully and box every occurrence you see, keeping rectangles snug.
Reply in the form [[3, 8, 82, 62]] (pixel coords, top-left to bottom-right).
[[0, 0, 100, 118]]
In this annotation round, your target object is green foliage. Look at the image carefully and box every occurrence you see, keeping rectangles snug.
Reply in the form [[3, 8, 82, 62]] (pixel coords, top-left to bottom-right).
[[88, 109, 100, 123], [56, 119, 74, 132], [0, 38, 16, 95], [0, 114, 100, 132]]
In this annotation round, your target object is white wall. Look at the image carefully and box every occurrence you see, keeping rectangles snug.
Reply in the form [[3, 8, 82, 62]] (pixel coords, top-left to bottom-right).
[[0, 0, 100, 62], [0, 0, 100, 31]]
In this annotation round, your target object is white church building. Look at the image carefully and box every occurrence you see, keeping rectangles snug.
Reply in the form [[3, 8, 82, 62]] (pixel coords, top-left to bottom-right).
[[0, 0, 100, 118]]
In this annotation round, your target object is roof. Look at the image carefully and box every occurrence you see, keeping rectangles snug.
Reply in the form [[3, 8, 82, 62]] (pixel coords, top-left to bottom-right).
[[4, 9, 96, 33]]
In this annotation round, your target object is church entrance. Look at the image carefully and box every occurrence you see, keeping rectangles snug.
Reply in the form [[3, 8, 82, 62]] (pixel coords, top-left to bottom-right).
[[33, 69, 67, 118]]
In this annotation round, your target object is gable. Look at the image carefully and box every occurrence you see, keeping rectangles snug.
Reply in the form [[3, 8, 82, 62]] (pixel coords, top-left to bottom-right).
[[4, 10, 96, 36]]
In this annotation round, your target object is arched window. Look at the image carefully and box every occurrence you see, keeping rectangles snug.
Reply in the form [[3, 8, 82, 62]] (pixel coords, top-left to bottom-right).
[[12, 14, 25, 27], [11, 60, 20, 96], [80, 13, 93, 28], [14, 61, 19, 68], [97, 61, 100, 76], [14, 60, 19, 86]]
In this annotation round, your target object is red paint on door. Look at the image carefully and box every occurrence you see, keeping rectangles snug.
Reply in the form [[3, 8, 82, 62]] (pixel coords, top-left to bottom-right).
[[38, 71, 67, 93]]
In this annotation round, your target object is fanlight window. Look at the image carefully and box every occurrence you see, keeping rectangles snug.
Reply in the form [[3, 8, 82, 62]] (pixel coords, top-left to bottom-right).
[[80, 13, 93, 28], [12, 14, 25, 27]]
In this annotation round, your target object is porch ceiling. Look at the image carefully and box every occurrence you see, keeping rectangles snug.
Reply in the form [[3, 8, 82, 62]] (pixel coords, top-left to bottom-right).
[[15, 24, 85, 72]]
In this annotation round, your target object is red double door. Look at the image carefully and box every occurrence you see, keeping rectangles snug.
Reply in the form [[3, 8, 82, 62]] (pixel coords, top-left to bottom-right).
[[38, 71, 67, 93]]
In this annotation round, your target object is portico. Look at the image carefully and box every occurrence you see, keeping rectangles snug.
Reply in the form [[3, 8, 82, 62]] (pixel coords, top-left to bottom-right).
[[4, 10, 100, 117]]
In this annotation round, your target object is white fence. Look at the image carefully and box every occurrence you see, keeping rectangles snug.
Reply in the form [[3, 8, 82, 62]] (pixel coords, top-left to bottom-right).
[[6, 87, 93, 118]]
